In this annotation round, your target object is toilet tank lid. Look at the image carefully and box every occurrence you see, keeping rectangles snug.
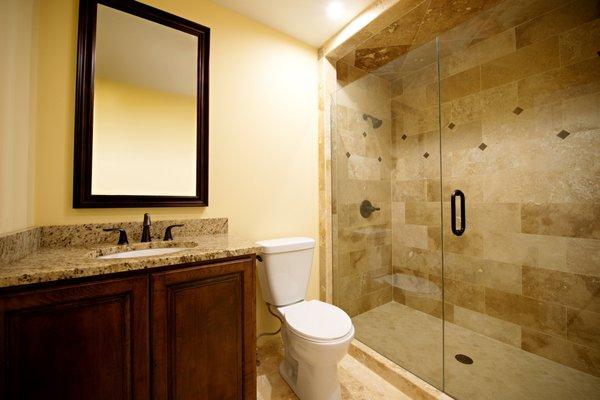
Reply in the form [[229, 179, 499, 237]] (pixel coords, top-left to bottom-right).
[[256, 237, 315, 254]]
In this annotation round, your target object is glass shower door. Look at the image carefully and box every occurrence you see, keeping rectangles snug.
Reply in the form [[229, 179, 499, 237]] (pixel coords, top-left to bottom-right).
[[332, 38, 445, 388], [438, 1, 600, 398]]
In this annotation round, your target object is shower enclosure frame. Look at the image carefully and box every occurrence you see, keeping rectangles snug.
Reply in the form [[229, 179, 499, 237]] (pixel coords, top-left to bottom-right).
[[323, 1, 600, 398]]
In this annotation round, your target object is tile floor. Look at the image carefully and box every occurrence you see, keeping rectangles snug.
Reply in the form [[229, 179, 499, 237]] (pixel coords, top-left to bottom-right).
[[352, 302, 600, 400]]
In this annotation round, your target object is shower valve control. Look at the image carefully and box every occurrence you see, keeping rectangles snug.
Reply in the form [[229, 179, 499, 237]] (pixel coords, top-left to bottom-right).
[[360, 200, 381, 218]]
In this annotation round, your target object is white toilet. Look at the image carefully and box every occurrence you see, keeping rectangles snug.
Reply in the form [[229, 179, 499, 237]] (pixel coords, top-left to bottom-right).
[[256, 237, 354, 400]]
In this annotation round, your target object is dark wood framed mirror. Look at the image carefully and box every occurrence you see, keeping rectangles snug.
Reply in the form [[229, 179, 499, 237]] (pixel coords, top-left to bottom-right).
[[74, 0, 209, 208]]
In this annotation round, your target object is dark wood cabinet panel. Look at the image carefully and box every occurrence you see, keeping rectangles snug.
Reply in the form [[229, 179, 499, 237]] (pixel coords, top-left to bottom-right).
[[0, 276, 149, 400], [151, 258, 256, 400], [0, 256, 256, 400]]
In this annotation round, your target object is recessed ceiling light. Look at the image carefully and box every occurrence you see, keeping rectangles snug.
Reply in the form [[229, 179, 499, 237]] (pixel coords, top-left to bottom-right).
[[326, 1, 346, 20]]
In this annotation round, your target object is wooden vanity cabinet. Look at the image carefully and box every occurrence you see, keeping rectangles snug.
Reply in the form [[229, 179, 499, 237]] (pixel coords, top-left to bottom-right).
[[0, 256, 256, 400], [0, 275, 150, 400], [151, 257, 256, 400]]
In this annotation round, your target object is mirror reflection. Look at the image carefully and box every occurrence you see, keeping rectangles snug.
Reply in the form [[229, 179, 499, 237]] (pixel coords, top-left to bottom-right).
[[91, 4, 198, 196]]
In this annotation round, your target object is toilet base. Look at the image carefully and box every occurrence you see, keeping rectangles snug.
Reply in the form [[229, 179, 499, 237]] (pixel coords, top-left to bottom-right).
[[279, 355, 342, 400]]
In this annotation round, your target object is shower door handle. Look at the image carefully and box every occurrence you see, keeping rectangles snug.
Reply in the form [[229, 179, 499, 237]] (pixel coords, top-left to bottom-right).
[[451, 190, 466, 236]]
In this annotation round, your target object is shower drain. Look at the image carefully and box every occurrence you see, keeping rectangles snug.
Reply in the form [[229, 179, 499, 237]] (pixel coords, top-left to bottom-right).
[[455, 354, 473, 364]]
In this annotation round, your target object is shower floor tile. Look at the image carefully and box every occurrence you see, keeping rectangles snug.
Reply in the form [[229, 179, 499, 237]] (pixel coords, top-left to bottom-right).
[[257, 336, 413, 400], [352, 301, 600, 400]]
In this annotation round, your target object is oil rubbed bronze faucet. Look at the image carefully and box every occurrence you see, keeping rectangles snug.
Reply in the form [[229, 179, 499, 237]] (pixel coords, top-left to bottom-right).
[[141, 213, 152, 242]]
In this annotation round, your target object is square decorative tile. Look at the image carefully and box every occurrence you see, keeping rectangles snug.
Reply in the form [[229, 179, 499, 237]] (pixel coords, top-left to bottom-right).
[[346, 152, 351, 158], [363, 132, 367, 137], [448, 123, 456, 129], [423, 152, 430, 158], [557, 130, 570, 139], [401, 134, 407, 140], [378, 156, 382, 162], [513, 107, 524, 115], [479, 143, 488, 151]]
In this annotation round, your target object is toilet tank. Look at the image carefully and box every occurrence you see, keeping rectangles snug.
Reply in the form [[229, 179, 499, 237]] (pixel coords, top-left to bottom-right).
[[255, 237, 315, 306]]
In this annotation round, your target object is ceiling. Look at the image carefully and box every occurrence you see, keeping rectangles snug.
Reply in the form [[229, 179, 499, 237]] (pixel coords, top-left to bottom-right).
[[210, 0, 373, 47]]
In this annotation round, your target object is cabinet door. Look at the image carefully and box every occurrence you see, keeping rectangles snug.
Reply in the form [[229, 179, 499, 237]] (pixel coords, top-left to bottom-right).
[[151, 257, 256, 400], [0, 276, 150, 400]]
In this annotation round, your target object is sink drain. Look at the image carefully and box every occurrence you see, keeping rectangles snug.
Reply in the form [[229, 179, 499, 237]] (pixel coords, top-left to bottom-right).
[[455, 354, 473, 364]]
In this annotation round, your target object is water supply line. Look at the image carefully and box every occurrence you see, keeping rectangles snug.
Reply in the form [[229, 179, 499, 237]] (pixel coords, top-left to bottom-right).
[[256, 254, 283, 339], [257, 303, 283, 339]]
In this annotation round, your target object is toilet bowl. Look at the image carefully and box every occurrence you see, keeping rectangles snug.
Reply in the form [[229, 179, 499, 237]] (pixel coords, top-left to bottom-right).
[[256, 237, 355, 400], [277, 300, 354, 400]]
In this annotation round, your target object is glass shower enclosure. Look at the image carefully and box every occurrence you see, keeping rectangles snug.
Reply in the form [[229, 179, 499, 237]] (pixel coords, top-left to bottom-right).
[[331, 0, 600, 398]]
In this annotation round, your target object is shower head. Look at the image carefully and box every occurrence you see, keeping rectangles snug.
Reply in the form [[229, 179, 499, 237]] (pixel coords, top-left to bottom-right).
[[363, 113, 383, 129]]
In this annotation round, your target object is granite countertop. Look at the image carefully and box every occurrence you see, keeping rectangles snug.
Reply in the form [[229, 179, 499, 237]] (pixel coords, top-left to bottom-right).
[[0, 234, 261, 289]]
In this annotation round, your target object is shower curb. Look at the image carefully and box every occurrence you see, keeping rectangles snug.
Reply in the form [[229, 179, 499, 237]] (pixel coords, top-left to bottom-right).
[[349, 340, 454, 400]]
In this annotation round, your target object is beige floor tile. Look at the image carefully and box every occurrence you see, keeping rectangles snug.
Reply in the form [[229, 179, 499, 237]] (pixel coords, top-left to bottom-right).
[[352, 302, 600, 399]]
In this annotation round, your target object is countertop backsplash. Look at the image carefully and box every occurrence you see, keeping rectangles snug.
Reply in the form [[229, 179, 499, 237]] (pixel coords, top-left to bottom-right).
[[0, 217, 228, 264]]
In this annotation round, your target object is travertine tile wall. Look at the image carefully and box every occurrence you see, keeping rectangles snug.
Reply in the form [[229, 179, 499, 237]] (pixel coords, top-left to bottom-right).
[[332, 64, 394, 316], [318, 56, 337, 303], [390, 0, 600, 377]]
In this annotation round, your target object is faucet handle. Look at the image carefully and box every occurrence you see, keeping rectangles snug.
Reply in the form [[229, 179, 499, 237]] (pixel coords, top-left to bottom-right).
[[141, 213, 152, 242], [103, 228, 129, 245], [163, 224, 184, 241]]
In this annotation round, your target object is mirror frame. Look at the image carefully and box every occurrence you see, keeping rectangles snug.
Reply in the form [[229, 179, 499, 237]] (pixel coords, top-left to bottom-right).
[[73, 0, 210, 208]]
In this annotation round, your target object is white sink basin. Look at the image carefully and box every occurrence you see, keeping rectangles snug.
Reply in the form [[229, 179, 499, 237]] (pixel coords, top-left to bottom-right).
[[98, 247, 189, 259]]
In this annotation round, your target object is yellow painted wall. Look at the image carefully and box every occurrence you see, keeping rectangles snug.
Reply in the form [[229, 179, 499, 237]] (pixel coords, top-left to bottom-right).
[[33, 0, 319, 334], [92, 78, 197, 196], [0, 0, 38, 234]]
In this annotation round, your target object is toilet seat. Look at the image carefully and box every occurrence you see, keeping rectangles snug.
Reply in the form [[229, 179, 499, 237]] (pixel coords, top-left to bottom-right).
[[279, 300, 353, 342]]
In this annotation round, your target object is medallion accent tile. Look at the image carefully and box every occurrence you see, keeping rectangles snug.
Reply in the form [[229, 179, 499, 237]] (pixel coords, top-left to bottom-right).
[[478, 143, 488, 151], [346, 151, 351, 158], [363, 132, 368, 137], [423, 152, 430, 158], [513, 106, 524, 115], [448, 122, 456, 129], [557, 129, 571, 139]]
